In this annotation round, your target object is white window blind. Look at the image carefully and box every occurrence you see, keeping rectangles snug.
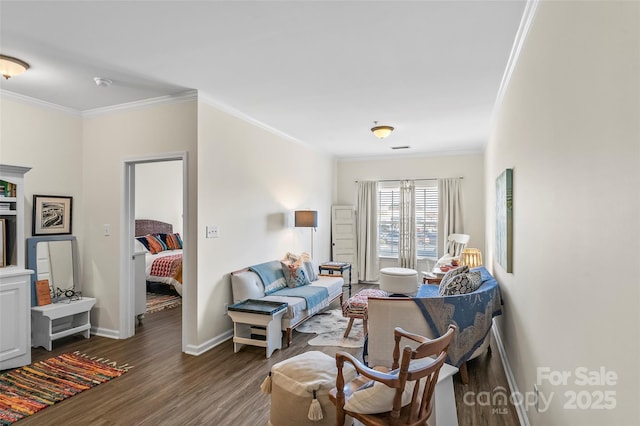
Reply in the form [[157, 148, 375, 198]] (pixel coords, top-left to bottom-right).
[[378, 181, 438, 258]]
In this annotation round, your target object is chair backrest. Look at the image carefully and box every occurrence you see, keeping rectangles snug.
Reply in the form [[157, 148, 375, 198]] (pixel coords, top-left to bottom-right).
[[445, 233, 470, 257], [388, 325, 456, 425]]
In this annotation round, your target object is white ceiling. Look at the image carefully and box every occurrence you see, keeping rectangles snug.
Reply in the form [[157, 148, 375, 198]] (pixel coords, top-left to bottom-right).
[[0, 1, 526, 159]]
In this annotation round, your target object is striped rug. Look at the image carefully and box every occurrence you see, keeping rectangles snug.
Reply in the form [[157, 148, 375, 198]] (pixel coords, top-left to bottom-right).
[[146, 292, 182, 314], [0, 352, 130, 425]]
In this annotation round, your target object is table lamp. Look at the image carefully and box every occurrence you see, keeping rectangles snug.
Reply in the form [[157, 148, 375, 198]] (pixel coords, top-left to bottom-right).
[[460, 248, 483, 268]]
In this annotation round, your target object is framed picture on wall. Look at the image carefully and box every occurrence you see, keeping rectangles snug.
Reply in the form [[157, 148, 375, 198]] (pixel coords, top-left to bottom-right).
[[495, 169, 513, 272], [32, 195, 73, 236], [0, 218, 5, 267]]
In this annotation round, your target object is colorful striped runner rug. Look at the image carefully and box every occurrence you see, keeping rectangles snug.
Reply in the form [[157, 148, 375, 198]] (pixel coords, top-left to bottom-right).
[[146, 292, 182, 314], [0, 352, 131, 425]]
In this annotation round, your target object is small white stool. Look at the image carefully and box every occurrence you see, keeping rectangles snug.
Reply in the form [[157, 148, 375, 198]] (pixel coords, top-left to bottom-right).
[[379, 267, 418, 295]]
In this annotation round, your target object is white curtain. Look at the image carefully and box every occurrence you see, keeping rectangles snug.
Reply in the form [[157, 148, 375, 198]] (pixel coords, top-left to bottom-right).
[[356, 181, 379, 282], [438, 177, 464, 257], [398, 180, 416, 269]]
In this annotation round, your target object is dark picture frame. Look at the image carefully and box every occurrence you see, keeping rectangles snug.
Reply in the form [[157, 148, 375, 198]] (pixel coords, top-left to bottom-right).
[[32, 195, 73, 236], [0, 218, 5, 267]]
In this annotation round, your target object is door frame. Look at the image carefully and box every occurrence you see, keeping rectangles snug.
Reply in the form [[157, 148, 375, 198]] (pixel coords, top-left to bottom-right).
[[120, 151, 188, 352]]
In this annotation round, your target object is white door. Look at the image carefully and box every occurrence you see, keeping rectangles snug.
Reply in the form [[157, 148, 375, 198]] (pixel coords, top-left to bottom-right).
[[331, 205, 357, 283]]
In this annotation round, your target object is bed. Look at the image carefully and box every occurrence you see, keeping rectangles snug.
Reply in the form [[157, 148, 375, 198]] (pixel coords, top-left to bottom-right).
[[135, 219, 183, 296]]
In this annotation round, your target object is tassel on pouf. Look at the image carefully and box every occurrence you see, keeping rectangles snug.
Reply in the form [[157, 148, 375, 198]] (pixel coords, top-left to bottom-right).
[[308, 389, 323, 421], [260, 371, 272, 394]]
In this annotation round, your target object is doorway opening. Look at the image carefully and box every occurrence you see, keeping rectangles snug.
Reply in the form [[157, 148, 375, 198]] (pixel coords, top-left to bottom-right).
[[121, 152, 188, 352]]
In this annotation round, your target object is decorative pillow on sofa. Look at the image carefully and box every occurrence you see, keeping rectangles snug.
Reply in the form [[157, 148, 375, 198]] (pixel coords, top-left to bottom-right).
[[281, 261, 311, 288], [439, 270, 482, 296], [440, 265, 469, 287]]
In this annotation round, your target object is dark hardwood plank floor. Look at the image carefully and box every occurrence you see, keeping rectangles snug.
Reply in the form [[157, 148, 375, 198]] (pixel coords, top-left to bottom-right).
[[16, 286, 520, 425]]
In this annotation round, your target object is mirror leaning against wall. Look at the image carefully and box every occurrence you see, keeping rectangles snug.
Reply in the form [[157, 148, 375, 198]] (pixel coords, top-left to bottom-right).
[[26, 235, 79, 306]]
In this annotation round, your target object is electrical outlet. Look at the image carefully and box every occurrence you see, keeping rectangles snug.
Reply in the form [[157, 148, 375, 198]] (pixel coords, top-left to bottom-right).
[[206, 225, 219, 238], [223, 302, 228, 315]]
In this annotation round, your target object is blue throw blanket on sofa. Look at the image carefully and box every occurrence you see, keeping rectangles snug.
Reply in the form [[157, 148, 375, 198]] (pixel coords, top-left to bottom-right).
[[413, 267, 502, 367], [272, 286, 328, 312]]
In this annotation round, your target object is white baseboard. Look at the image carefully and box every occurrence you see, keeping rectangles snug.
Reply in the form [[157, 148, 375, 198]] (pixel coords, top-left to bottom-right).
[[492, 323, 530, 426], [184, 329, 233, 356], [91, 326, 120, 339]]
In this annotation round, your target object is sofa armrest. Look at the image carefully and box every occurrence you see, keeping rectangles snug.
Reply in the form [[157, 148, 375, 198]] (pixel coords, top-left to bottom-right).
[[231, 270, 266, 303]]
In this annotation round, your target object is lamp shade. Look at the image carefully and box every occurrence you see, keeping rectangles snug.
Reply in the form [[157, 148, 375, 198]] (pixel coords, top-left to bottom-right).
[[294, 210, 317, 228], [460, 248, 483, 268]]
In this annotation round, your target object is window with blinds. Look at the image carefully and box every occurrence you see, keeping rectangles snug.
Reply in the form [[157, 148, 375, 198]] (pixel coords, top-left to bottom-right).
[[378, 181, 438, 258]]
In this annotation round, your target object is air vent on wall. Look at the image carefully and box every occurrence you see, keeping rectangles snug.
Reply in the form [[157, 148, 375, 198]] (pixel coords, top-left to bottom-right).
[[390, 146, 410, 150]]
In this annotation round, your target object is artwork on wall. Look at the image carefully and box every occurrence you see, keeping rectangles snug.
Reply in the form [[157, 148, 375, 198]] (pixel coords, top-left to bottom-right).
[[495, 169, 513, 272], [32, 195, 73, 236]]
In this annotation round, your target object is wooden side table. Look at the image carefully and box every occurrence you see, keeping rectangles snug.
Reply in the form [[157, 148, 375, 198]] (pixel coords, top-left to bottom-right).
[[319, 262, 352, 296], [227, 299, 287, 358]]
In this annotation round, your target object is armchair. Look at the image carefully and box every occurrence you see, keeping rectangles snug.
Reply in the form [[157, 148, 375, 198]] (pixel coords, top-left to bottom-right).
[[435, 233, 470, 266], [329, 325, 456, 426]]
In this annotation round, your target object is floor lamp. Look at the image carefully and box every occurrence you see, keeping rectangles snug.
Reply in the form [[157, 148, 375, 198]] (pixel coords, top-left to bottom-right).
[[295, 210, 318, 259]]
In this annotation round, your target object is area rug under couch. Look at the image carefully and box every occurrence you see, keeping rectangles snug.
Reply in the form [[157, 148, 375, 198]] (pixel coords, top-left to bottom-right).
[[0, 352, 131, 425], [296, 308, 365, 348]]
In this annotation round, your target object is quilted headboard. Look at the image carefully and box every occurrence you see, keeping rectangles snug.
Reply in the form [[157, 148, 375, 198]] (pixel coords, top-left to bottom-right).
[[135, 219, 173, 236]]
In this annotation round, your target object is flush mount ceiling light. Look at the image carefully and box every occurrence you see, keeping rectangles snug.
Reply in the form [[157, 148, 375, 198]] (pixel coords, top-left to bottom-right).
[[94, 77, 113, 88], [371, 121, 394, 139], [0, 55, 30, 79]]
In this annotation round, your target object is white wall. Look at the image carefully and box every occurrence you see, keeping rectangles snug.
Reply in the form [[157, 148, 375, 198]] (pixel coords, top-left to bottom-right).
[[336, 154, 485, 275], [0, 96, 84, 270], [196, 101, 335, 342], [135, 160, 183, 235], [82, 99, 197, 335], [487, 1, 639, 424]]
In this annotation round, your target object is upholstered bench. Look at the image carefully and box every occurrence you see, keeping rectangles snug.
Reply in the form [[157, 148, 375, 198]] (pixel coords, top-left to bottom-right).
[[341, 288, 388, 338], [266, 351, 357, 426]]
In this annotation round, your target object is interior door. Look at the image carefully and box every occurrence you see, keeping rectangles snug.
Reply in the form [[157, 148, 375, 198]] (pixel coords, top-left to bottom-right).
[[331, 205, 357, 283]]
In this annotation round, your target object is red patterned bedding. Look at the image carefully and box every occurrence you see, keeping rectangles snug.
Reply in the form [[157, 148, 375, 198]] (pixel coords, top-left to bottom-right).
[[150, 254, 183, 284]]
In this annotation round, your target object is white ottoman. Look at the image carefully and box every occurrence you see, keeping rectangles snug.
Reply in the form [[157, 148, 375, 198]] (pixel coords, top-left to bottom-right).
[[268, 351, 357, 426], [379, 267, 418, 295]]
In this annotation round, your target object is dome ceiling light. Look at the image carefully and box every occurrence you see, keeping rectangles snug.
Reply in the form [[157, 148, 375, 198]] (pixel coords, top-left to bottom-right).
[[371, 121, 394, 139], [0, 55, 30, 79]]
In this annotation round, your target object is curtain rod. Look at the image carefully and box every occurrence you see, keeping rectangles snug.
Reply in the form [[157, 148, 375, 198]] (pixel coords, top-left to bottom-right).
[[355, 177, 464, 183]]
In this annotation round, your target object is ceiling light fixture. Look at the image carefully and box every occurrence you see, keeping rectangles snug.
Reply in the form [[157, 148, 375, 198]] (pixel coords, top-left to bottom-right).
[[371, 121, 394, 139], [94, 77, 113, 88], [0, 55, 30, 80]]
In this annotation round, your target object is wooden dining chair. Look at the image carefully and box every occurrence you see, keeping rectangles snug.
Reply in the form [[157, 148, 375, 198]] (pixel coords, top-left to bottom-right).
[[329, 325, 456, 426]]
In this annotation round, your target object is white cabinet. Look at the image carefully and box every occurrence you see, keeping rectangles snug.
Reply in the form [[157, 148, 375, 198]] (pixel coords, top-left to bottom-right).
[[0, 164, 32, 370], [31, 297, 96, 351]]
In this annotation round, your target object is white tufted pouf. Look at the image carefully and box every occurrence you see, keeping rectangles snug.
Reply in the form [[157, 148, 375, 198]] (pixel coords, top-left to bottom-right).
[[379, 267, 418, 295], [267, 351, 357, 426]]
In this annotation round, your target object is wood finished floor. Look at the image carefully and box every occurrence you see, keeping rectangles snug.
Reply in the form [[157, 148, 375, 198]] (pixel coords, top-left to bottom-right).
[[19, 285, 520, 426]]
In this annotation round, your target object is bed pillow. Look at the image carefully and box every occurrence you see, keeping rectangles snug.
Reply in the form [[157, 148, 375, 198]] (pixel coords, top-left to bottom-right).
[[134, 239, 149, 253], [145, 234, 167, 254], [281, 261, 310, 288], [136, 236, 151, 251], [156, 232, 183, 250], [439, 270, 482, 296]]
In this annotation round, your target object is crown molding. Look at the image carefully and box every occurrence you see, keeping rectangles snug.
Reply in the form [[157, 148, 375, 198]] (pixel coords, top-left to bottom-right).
[[493, 0, 540, 115], [337, 147, 484, 163], [197, 91, 316, 150], [82, 90, 197, 117], [0, 90, 80, 116]]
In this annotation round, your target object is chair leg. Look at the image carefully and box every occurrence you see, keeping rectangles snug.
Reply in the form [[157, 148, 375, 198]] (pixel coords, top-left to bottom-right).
[[344, 318, 354, 338], [459, 362, 469, 384], [286, 328, 292, 347]]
